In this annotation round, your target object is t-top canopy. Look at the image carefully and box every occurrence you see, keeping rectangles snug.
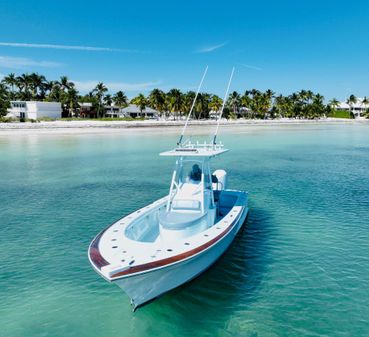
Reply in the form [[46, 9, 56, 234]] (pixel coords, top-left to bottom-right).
[[160, 141, 229, 158]]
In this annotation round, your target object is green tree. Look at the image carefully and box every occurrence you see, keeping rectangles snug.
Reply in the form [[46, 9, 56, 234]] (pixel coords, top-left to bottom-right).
[[194, 93, 211, 119], [181, 91, 195, 119], [92, 82, 108, 117], [362, 96, 369, 115], [346, 94, 357, 116], [46, 81, 63, 102], [2, 73, 17, 99], [209, 95, 223, 117], [28, 73, 49, 100], [17, 73, 32, 100], [149, 89, 165, 118], [329, 98, 340, 109], [227, 91, 241, 116], [58, 76, 73, 91], [104, 94, 112, 106], [113, 91, 128, 107], [65, 87, 79, 117], [328, 98, 340, 117], [131, 94, 148, 117], [166, 89, 183, 120], [0, 83, 10, 117]]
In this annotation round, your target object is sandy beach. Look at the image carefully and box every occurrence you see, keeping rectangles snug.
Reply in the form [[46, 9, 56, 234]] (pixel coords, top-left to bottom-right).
[[0, 118, 366, 136]]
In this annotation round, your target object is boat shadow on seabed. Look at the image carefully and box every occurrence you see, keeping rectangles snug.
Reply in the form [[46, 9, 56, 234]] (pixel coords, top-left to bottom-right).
[[134, 205, 275, 323]]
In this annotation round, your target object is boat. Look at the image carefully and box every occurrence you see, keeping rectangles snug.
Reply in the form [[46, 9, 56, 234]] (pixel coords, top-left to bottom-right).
[[88, 67, 249, 310]]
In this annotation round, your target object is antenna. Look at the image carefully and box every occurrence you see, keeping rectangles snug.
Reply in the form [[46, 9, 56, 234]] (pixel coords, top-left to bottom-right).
[[177, 66, 208, 146], [212, 67, 235, 145]]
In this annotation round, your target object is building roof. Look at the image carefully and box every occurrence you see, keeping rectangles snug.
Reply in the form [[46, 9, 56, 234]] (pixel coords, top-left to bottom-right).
[[104, 105, 120, 109], [10, 100, 60, 105], [121, 104, 158, 114], [338, 98, 368, 109]]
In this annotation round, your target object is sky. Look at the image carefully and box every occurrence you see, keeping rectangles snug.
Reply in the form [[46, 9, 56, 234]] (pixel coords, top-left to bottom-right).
[[0, 0, 368, 100]]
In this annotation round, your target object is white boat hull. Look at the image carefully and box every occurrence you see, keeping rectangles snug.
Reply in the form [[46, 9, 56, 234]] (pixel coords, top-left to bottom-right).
[[113, 205, 249, 309]]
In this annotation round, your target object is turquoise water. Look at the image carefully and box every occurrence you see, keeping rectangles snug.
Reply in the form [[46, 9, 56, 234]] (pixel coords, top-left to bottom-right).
[[1, 124, 369, 337]]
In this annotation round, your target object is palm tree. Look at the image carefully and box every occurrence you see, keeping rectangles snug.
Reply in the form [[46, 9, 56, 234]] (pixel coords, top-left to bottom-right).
[[149, 89, 165, 118], [209, 95, 223, 118], [178, 91, 194, 119], [92, 82, 108, 117], [265, 89, 275, 100], [65, 87, 79, 117], [329, 98, 340, 110], [113, 91, 128, 108], [167, 89, 183, 120], [298, 90, 309, 105], [306, 90, 314, 103], [37, 74, 49, 100], [2, 73, 17, 99], [131, 94, 147, 118], [46, 81, 63, 102], [240, 92, 253, 118], [311, 93, 325, 119], [273, 94, 284, 118], [362, 96, 369, 117], [103, 94, 112, 106], [327, 98, 340, 117], [58, 76, 73, 92], [314, 93, 324, 105], [227, 91, 241, 116], [274, 94, 294, 118], [194, 93, 211, 119], [0, 83, 10, 117], [28, 73, 48, 100], [346, 94, 357, 118], [17, 73, 32, 100]]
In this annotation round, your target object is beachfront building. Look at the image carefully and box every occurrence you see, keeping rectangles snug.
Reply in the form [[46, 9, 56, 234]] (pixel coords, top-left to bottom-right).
[[6, 101, 62, 120], [104, 105, 125, 118], [121, 104, 159, 119], [78, 102, 95, 118], [336, 98, 368, 119], [209, 110, 220, 119], [239, 107, 252, 118]]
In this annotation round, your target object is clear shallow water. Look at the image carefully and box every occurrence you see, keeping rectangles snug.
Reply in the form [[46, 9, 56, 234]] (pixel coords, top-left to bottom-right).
[[1, 124, 369, 337]]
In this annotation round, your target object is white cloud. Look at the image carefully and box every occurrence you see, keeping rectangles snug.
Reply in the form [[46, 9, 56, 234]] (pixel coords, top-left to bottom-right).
[[197, 42, 228, 53], [0, 56, 61, 68], [0, 42, 133, 52], [239, 63, 263, 71], [73, 80, 162, 92]]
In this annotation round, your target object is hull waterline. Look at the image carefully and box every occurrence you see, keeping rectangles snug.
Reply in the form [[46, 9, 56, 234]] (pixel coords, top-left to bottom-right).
[[113, 206, 249, 310]]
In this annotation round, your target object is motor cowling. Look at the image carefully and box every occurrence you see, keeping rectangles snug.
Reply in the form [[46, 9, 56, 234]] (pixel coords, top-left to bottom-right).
[[212, 170, 227, 191]]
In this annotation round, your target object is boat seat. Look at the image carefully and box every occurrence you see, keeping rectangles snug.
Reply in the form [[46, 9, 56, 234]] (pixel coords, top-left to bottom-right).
[[171, 199, 201, 211], [159, 209, 207, 230]]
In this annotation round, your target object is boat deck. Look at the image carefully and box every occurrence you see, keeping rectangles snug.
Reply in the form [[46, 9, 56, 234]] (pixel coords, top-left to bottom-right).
[[88, 190, 247, 281]]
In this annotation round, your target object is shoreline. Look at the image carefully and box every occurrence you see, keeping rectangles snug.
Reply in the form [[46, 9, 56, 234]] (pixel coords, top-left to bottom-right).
[[0, 118, 367, 136]]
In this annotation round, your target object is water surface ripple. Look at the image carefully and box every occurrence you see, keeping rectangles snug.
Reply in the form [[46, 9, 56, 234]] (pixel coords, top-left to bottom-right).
[[1, 124, 369, 337]]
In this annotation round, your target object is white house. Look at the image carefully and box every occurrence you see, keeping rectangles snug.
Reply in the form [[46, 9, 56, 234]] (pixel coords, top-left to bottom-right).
[[7, 101, 62, 120], [337, 98, 368, 119], [121, 104, 159, 118], [104, 105, 125, 118]]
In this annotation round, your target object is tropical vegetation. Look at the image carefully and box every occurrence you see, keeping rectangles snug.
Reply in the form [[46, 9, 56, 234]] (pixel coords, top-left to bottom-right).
[[1, 72, 368, 120]]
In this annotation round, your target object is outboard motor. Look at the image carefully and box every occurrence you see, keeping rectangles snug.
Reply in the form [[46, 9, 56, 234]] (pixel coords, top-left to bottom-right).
[[212, 170, 227, 191]]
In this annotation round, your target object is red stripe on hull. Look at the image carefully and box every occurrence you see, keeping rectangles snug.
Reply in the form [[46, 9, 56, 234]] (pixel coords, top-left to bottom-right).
[[89, 229, 109, 270], [110, 207, 244, 279]]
